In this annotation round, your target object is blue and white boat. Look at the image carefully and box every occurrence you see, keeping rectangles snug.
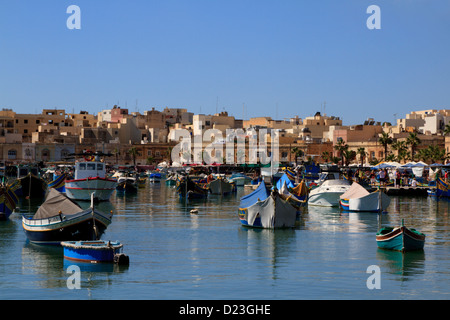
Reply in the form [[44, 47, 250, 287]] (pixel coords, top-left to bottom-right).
[[238, 182, 298, 229], [61, 240, 128, 264], [48, 173, 67, 192], [0, 180, 21, 220]]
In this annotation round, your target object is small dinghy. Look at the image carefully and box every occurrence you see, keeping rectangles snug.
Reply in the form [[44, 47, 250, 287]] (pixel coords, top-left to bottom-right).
[[61, 240, 129, 264], [376, 219, 425, 252]]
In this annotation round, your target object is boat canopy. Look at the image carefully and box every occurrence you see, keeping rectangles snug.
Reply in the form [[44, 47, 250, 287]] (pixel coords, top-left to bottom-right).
[[239, 182, 270, 209], [275, 173, 295, 190], [339, 182, 369, 200], [33, 189, 82, 219]]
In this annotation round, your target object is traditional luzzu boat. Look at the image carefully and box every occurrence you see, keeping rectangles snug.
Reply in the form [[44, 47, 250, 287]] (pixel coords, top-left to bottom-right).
[[339, 182, 391, 212], [7, 165, 47, 199], [65, 152, 117, 202], [176, 176, 209, 200], [61, 240, 129, 264], [48, 173, 67, 192], [207, 177, 236, 195], [116, 176, 138, 193], [238, 182, 298, 229], [22, 189, 113, 245], [0, 180, 21, 220], [376, 219, 425, 252]]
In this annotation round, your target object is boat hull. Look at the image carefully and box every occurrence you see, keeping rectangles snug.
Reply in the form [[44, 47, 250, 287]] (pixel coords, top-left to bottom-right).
[[62, 240, 123, 263], [22, 209, 112, 245], [208, 179, 236, 195], [238, 193, 298, 229], [17, 174, 47, 198], [376, 226, 425, 252], [65, 177, 117, 201], [308, 191, 345, 207], [340, 192, 391, 212]]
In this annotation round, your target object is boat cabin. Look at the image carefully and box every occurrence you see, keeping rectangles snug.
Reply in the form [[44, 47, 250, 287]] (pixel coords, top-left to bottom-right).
[[74, 161, 106, 180]]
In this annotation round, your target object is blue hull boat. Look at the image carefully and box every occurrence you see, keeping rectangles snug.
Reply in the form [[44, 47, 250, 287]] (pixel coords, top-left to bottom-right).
[[0, 181, 21, 220], [61, 240, 127, 264], [376, 221, 425, 252]]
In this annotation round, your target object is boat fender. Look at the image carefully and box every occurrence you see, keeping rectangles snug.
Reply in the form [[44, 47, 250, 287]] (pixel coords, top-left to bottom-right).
[[114, 253, 130, 265]]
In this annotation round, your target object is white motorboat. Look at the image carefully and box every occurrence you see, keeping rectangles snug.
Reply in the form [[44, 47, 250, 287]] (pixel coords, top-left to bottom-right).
[[65, 153, 117, 201], [307, 179, 351, 207]]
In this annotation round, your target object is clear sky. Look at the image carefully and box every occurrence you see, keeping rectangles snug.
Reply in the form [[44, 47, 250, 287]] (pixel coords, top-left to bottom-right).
[[1, 0, 449, 125]]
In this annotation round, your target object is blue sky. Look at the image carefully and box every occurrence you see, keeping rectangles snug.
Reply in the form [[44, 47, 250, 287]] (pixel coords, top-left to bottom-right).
[[1, 0, 449, 125]]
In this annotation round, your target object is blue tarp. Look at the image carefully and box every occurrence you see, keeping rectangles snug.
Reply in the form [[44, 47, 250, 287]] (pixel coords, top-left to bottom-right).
[[239, 182, 269, 209], [275, 173, 295, 190]]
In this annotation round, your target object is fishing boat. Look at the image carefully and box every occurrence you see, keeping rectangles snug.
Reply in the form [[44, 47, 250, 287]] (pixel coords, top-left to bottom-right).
[[165, 174, 177, 186], [48, 173, 67, 192], [376, 220, 425, 252], [0, 180, 21, 220], [308, 179, 351, 207], [176, 176, 209, 200], [6, 165, 47, 199], [339, 182, 391, 212], [208, 177, 236, 195], [278, 180, 308, 209], [149, 172, 162, 183], [61, 240, 129, 264], [65, 152, 117, 201], [22, 189, 112, 245], [137, 177, 146, 188], [229, 173, 251, 186], [116, 176, 138, 193], [238, 182, 298, 229]]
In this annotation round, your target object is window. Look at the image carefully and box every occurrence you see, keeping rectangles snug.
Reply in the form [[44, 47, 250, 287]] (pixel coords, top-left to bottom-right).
[[147, 150, 152, 156], [97, 163, 103, 171], [36, 120, 40, 124], [41, 149, 50, 160], [79, 163, 86, 170], [8, 149, 17, 160], [24, 129, 28, 134], [87, 163, 96, 170]]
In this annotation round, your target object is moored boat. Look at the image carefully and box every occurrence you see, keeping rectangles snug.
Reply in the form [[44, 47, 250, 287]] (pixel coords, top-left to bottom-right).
[[238, 182, 298, 229], [0, 180, 21, 220], [176, 176, 209, 200], [116, 176, 138, 193], [61, 240, 128, 264], [339, 182, 391, 212], [308, 179, 351, 207], [48, 173, 67, 192], [376, 220, 425, 252], [65, 152, 117, 201], [207, 177, 236, 195], [22, 189, 112, 245]]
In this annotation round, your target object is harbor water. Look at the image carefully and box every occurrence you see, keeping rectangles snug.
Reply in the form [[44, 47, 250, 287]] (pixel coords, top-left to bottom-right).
[[0, 182, 449, 300]]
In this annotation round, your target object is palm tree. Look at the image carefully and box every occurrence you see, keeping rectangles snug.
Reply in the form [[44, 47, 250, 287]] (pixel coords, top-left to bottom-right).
[[356, 147, 366, 166], [128, 147, 139, 168], [292, 147, 304, 165], [378, 132, 393, 161], [321, 151, 331, 163], [391, 140, 408, 163], [443, 122, 450, 136], [406, 132, 421, 161], [342, 149, 356, 166], [334, 139, 348, 165]]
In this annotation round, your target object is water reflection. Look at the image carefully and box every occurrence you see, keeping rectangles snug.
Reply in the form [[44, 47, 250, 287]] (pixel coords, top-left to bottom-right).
[[238, 227, 297, 280], [376, 249, 426, 281]]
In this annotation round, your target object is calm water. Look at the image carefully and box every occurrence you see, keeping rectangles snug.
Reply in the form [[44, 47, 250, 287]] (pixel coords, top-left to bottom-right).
[[0, 182, 449, 300]]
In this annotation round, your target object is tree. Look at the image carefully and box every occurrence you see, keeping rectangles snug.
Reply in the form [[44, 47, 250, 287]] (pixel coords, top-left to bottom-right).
[[357, 147, 367, 166], [378, 132, 393, 161], [391, 140, 408, 163], [443, 122, 450, 136], [128, 147, 139, 167], [342, 149, 356, 166], [334, 139, 348, 165], [292, 147, 304, 165], [321, 151, 331, 163], [406, 132, 421, 161]]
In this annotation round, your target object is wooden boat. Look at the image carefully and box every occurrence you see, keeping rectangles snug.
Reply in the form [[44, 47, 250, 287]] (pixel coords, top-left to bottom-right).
[[116, 176, 138, 193], [278, 180, 308, 209], [48, 173, 67, 192], [149, 172, 162, 183], [208, 177, 236, 195], [229, 173, 251, 186], [0, 180, 21, 220], [137, 177, 146, 188], [339, 182, 391, 212], [61, 240, 128, 264], [22, 189, 112, 245], [6, 165, 47, 199], [176, 176, 209, 200], [376, 220, 425, 252], [65, 153, 117, 201], [165, 175, 177, 186], [238, 182, 298, 229]]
